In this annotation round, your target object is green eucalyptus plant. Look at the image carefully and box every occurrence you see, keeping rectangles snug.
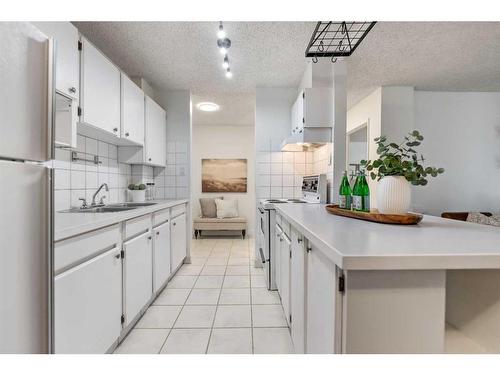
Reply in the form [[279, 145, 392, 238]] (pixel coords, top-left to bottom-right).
[[360, 130, 444, 186]]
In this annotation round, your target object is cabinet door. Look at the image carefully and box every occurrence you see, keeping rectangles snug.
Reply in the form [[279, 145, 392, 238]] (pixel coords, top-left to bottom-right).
[[297, 92, 305, 133], [303, 88, 333, 127], [145, 96, 167, 166], [291, 97, 298, 134], [55, 247, 122, 353], [153, 221, 171, 293], [124, 231, 153, 326], [121, 73, 145, 146], [274, 224, 282, 292], [33, 22, 79, 100], [290, 228, 306, 353], [280, 232, 291, 326], [80, 37, 121, 136], [171, 213, 187, 271], [306, 242, 340, 353]]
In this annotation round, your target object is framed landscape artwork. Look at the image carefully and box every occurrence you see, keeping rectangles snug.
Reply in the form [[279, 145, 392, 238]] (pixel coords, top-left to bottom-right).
[[202, 159, 247, 193]]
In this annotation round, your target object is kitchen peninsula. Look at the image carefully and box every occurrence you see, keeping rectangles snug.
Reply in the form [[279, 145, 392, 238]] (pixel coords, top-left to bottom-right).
[[273, 203, 500, 354]]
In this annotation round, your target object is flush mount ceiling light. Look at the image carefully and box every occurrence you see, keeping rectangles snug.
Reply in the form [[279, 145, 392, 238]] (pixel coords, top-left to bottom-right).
[[196, 102, 220, 112], [217, 22, 233, 78]]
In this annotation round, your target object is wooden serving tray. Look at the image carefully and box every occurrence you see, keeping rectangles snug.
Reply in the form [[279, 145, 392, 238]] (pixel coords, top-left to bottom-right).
[[325, 205, 423, 225]]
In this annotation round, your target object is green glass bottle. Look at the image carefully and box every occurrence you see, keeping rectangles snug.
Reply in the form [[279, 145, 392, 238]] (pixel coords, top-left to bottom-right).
[[338, 171, 352, 209], [352, 170, 370, 212]]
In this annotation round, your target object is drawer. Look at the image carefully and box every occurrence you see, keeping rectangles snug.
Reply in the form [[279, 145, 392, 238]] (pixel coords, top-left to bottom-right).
[[170, 204, 186, 218], [55, 224, 120, 273], [124, 214, 151, 240], [153, 208, 170, 227]]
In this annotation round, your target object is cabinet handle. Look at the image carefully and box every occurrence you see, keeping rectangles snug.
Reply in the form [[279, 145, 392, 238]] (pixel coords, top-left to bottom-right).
[[113, 127, 118, 132], [69, 87, 77, 94], [306, 246, 312, 253], [173, 222, 176, 226], [156, 231, 160, 235], [298, 237, 303, 243], [148, 235, 152, 240], [114, 253, 121, 259], [125, 132, 129, 137], [148, 158, 152, 161]]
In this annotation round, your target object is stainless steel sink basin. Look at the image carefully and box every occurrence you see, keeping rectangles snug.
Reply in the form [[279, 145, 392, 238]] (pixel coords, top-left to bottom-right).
[[60, 206, 136, 213], [108, 202, 158, 208]]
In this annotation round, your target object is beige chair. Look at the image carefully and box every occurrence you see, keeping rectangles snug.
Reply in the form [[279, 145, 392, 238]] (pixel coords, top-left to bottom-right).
[[193, 216, 247, 239]]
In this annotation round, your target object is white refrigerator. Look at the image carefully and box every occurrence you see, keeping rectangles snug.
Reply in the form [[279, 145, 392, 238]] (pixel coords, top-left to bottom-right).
[[0, 22, 54, 353]]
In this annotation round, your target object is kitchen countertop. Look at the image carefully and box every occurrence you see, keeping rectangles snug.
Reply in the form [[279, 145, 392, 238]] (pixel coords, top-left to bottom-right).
[[55, 199, 188, 242], [275, 204, 500, 270]]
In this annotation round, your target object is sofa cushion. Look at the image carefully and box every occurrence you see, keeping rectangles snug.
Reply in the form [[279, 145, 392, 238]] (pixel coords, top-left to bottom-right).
[[215, 198, 238, 219], [194, 217, 247, 224], [199, 196, 222, 218]]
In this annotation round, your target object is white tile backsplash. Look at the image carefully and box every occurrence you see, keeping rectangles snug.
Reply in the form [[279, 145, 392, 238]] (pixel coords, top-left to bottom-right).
[[53, 134, 134, 211]]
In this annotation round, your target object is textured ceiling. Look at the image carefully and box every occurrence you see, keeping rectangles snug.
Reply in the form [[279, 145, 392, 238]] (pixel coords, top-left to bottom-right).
[[73, 21, 500, 125]]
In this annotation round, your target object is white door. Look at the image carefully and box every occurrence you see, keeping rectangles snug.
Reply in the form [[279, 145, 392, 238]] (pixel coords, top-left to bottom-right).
[[121, 73, 145, 146], [80, 37, 121, 137], [54, 247, 122, 353], [154, 221, 171, 293], [123, 231, 153, 326], [304, 88, 333, 127], [274, 224, 282, 292], [145, 96, 167, 166], [280, 232, 291, 326], [33, 22, 79, 100], [290, 228, 306, 353], [0, 23, 50, 161], [171, 213, 187, 271], [306, 242, 340, 353], [297, 91, 305, 133], [0, 162, 50, 353]]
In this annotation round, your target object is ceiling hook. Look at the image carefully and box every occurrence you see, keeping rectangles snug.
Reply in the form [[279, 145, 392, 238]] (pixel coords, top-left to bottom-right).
[[318, 41, 324, 52], [312, 56, 318, 63], [331, 56, 337, 63]]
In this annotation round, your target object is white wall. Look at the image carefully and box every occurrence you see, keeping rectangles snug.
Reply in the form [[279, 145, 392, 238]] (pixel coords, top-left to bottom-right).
[[348, 87, 500, 215], [413, 91, 500, 215], [191, 124, 256, 236]]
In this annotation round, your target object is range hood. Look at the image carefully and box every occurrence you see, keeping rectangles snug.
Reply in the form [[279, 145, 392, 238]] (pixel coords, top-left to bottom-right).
[[281, 127, 332, 152]]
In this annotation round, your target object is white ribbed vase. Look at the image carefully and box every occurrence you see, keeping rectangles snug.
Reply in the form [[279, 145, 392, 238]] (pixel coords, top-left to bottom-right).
[[377, 176, 411, 214]]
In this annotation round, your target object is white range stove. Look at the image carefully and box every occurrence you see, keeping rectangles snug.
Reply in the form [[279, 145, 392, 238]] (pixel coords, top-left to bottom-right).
[[256, 174, 327, 290]]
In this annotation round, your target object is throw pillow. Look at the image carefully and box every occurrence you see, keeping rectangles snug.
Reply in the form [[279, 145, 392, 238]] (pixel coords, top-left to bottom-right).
[[199, 197, 222, 218], [215, 198, 239, 219]]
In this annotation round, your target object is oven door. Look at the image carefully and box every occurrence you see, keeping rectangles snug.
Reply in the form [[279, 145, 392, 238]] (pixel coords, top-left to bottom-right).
[[257, 207, 272, 289]]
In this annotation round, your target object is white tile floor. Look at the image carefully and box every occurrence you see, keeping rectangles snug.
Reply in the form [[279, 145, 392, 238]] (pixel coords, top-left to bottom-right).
[[114, 238, 294, 354]]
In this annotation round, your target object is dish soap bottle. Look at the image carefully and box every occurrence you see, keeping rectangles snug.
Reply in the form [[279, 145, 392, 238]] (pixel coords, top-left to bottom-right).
[[352, 170, 370, 212], [339, 171, 352, 209]]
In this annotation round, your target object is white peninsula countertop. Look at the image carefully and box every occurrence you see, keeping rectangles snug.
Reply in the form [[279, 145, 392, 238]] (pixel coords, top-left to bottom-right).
[[275, 204, 500, 270], [55, 199, 188, 242]]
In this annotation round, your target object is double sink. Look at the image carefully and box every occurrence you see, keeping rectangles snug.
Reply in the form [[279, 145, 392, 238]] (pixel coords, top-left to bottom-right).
[[62, 202, 158, 213]]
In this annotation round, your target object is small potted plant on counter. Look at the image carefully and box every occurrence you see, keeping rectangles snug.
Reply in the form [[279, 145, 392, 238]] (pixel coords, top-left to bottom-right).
[[128, 183, 146, 203], [361, 130, 444, 214]]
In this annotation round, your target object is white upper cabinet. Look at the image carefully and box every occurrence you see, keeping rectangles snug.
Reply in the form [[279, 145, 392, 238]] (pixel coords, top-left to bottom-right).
[[121, 74, 145, 146], [145, 96, 167, 166], [33, 22, 80, 100], [80, 36, 121, 137], [291, 88, 333, 132]]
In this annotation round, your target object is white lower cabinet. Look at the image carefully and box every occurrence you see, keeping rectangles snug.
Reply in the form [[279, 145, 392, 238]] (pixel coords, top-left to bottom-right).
[[275, 224, 282, 291], [55, 247, 122, 353], [279, 231, 291, 326], [171, 212, 187, 272], [153, 220, 171, 294], [290, 228, 306, 353], [305, 242, 341, 353], [123, 231, 153, 326]]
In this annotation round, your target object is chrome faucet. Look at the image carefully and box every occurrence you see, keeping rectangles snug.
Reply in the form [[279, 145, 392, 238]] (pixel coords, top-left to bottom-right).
[[91, 183, 109, 207]]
